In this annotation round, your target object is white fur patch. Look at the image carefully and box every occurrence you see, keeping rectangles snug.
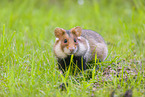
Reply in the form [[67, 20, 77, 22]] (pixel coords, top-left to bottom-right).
[[74, 37, 91, 62], [63, 47, 71, 55], [76, 42, 86, 56], [55, 38, 59, 41], [75, 39, 89, 56], [73, 47, 78, 54], [54, 41, 67, 59], [84, 40, 91, 62], [77, 37, 81, 40]]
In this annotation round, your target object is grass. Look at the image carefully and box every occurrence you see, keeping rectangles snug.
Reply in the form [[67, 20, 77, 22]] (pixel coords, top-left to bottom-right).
[[0, 0, 145, 96]]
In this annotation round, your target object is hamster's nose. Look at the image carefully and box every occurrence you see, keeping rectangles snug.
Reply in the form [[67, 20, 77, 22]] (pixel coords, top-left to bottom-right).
[[69, 47, 75, 52]]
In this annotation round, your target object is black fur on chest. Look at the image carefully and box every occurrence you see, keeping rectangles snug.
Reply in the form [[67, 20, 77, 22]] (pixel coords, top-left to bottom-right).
[[57, 55, 86, 73]]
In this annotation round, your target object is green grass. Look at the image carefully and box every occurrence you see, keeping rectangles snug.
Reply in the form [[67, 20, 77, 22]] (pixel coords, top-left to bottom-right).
[[0, 0, 145, 96]]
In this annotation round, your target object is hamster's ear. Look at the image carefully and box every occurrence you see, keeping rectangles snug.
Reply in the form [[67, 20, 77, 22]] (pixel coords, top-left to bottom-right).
[[71, 26, 82, 37], [54, 28, 66, 38]]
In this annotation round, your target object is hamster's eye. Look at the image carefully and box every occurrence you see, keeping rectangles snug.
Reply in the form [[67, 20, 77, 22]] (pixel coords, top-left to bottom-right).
[[64, 39, 67, 43], [74, 38, 77, 43]]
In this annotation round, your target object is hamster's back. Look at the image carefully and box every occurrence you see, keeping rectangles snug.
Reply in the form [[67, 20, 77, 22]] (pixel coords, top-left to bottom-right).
[[81, 30, 108, 61]]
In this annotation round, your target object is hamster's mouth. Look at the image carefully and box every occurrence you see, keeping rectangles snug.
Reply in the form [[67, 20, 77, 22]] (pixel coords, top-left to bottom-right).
[[63, 47, 78, 55]]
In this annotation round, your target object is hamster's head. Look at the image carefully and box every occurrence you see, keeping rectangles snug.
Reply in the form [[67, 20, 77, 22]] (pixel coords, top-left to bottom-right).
[[54, 26, 82, 58]]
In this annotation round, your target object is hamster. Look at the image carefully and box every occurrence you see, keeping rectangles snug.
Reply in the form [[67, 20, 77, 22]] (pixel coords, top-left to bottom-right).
[[53, 26, 108, 72]]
